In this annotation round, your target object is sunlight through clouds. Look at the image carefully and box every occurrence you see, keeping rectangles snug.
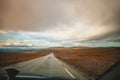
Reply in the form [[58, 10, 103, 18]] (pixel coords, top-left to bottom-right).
[[0, 0, 120, 47]]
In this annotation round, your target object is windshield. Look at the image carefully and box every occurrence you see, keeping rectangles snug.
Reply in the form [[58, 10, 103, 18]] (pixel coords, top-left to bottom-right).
[[0, 0, 120, 80], [0, 72, 74, 80], [0, 53, 88, 80]]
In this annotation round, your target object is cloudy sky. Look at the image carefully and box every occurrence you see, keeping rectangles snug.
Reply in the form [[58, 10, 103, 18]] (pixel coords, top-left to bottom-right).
[[0, 0, 120, 47]]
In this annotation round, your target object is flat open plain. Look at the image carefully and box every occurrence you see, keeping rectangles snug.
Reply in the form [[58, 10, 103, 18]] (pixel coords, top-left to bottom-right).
[[0, 47, 120, 79]]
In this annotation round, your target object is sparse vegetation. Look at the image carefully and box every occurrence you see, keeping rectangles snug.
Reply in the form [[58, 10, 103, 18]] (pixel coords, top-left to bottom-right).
[[0, 47, 120, 79], [0, 52, 48, 67], [54, 47, 120, 79]]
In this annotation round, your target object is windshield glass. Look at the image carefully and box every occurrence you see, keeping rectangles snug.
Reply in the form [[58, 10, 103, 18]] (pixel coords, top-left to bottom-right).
[[0, 0, 120, 80], [0, 53, 89, 80]]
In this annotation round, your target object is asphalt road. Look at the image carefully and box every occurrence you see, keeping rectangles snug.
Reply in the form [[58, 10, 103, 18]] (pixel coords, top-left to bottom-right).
[[0, 53, 89, 80]]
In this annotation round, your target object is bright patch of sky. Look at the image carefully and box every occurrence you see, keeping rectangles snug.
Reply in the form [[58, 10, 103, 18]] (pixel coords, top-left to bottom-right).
[[0, 31, 120, 48]]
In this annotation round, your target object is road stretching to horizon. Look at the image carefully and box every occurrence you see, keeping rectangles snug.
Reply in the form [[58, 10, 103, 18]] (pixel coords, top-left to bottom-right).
[[0, 53, 89, 80]]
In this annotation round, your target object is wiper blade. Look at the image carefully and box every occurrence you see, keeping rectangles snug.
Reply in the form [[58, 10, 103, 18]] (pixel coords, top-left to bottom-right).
[[16, 73, 48, 78]]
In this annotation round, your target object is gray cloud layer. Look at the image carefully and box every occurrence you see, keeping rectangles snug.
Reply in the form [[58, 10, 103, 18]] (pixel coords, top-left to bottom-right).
[[0, 0, 120, 41], [1, 0, 74, 31]]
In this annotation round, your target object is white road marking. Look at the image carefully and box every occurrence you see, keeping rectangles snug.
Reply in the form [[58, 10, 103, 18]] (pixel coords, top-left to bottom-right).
[[64, 68, 76, 79], [59, 62, 62, 65]]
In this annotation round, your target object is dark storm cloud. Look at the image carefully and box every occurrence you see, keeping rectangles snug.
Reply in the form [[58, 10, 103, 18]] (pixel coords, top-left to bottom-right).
[[67, 0, 120, 41], [84, 9, 120, 41]]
